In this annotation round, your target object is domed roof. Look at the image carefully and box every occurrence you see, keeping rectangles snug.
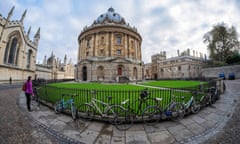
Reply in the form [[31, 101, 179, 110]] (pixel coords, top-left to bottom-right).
[[94, 7, 126, 25]]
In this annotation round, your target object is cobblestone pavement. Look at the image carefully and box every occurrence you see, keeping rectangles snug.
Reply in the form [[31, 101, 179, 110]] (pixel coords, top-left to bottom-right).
[[0, 85, 58, 144], [0, 80, 240, 144], [201, 80, 240, 144]]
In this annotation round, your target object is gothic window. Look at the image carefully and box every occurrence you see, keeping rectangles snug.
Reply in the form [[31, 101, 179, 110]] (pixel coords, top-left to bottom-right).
[[3, 42, 10, 63], [4, 37, 20, 65], [116, 35, 122, 45], [27, 50, 32, 69]]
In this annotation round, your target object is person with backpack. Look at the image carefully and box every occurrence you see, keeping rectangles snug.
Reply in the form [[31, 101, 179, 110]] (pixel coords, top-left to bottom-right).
[[23, 76, 34, 112]]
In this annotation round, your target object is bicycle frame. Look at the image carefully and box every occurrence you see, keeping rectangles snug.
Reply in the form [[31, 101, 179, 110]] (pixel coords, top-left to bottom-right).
[[54, 93, 77, 120], [61, 98, 74, 109], [90, 97, 112, 116]]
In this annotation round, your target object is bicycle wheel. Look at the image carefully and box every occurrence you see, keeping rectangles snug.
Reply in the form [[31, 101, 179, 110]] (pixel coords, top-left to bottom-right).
[[142, 106, 161, 126], [190, 104, 200, 114], [105, 105, 121, 123], [113, 106, 134, 130], [78, 104, 95, 121], [54, 101, 62, 113], [71, 103, 77, 120], [170, 102, 185, 122]]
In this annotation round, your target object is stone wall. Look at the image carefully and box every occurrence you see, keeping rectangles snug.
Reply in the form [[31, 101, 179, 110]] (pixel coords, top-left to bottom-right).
[[201, 65, 240, 79]]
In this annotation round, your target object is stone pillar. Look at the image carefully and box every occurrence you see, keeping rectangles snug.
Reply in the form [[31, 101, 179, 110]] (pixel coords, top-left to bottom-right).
[[93, 34, 96, 56], [124, 34, 128, 57]]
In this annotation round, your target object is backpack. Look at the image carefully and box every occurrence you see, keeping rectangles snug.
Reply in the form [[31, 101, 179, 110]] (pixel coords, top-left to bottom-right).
[[22, 83, 26, 91]]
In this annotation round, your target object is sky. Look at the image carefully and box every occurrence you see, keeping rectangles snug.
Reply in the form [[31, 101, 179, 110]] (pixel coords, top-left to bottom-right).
[[1, 0, 240, 64]]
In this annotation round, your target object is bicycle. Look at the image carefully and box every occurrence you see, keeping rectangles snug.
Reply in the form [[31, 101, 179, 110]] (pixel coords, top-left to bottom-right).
[[33, 87, 41, 106], [113, 89, 159, 130], [54, 93, 77, 120], [209, 86, 220, 103], [142, 94, 185, 125], [77, 90, 122, 123], [179, 92, 201, 115]]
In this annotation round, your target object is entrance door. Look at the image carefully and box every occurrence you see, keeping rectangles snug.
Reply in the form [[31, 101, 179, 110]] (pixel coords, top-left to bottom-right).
[[118, 67, 122, 75], [82, 66, 87, 81]]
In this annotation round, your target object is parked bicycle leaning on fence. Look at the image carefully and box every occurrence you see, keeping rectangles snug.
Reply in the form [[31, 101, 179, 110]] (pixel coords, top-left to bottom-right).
[[54, 93, 77, 120]]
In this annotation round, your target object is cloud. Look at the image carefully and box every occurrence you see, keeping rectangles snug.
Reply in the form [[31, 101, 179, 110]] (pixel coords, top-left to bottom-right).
[[1, 0, 240, 64]]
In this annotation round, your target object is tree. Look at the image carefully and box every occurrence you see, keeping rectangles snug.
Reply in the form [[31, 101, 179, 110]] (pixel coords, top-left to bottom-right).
[[203, 23, 239, 61], [226, 51, 240, 64]]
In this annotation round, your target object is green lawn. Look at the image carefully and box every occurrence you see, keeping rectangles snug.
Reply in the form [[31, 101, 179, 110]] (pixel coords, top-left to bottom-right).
[[38, 81, 206, 115], [48, 82, 146, 90], [139, 80, 205, 88]]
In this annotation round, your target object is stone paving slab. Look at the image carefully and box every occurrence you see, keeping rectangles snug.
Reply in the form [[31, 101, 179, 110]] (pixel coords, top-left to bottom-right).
[[17, 80, 240, 144]]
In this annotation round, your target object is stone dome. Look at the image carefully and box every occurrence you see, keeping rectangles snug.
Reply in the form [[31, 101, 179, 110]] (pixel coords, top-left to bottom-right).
[[94, 7, 126, 25]]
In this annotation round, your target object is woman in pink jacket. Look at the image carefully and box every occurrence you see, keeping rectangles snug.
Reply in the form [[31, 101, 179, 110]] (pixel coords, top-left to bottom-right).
[[24, 76, 34, 111]]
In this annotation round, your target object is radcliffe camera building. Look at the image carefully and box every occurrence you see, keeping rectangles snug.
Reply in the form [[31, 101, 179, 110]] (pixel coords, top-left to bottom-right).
[[77, 7, 143, 82]]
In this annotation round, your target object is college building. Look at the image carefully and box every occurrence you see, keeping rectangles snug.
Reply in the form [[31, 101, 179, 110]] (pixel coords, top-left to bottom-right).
[[144, 50, 207, 80], [0, 6, 74, 83]]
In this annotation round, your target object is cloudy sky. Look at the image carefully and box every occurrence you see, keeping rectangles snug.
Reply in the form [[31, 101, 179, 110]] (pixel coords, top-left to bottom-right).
[[1, 0, 240, 64]]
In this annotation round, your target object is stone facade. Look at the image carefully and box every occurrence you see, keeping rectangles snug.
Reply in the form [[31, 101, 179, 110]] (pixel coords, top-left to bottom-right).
[[0, 7, 74, 83], [77, 8, 143, 82], [145, 50, 207, 80], [0, 6, 40, 82], [36, 53, 75, 80]]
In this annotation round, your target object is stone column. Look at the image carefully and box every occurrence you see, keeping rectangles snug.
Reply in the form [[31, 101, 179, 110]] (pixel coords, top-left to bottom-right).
[[93, 33, 96, 56], [125, 34, 128, 57]]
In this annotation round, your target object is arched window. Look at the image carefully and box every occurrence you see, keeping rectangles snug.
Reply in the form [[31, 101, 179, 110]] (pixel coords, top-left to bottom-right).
[[133, 67, 137, 79], [27, 50, 33, 69], [97, 66, 104, 80], [4, 37, 20, 65]]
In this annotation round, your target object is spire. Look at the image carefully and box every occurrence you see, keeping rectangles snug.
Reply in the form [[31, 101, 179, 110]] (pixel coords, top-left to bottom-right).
[[34, 27, 40, 38], [20, 9, 27, 22], [64, 54, 67, 65], [7, 6, 15, 21], [34, 27, 40, 45], [43, 55, 47, 65], [27, 26, 31, 37]]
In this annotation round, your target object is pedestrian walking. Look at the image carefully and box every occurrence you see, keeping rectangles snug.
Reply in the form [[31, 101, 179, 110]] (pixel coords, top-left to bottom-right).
[[24, 76, 34, 111]]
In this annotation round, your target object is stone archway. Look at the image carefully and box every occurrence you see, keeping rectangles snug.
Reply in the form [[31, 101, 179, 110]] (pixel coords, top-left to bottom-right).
[[82, 66, 87, 81]]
